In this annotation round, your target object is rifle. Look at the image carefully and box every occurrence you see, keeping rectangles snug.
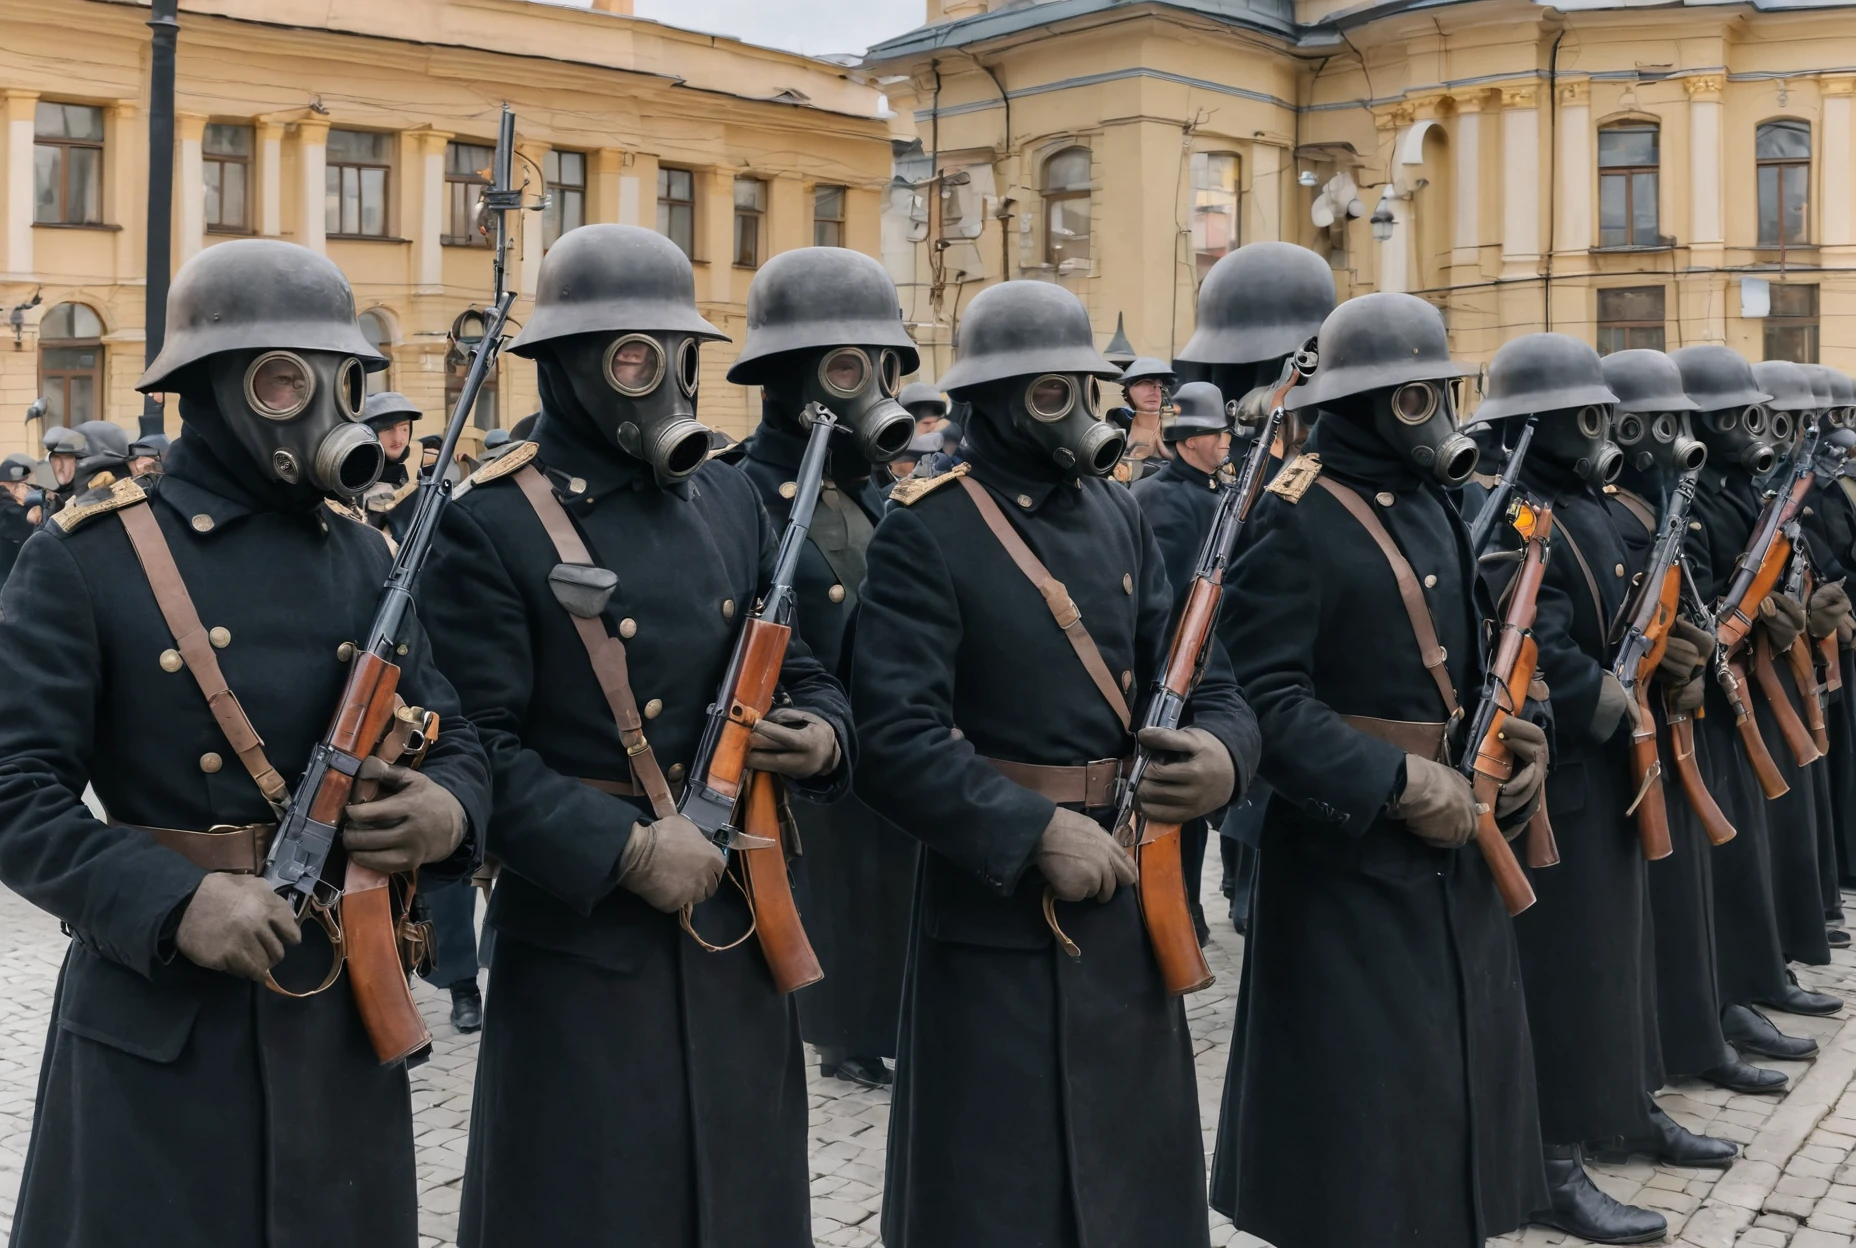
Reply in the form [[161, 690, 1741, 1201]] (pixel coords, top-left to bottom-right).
[[1461, 495, 1553, 916], [1780, 521, 1832, 753], [1685, 558, 1789, 799], [1468, 416, 1538, 559], [1104, 343, 1314, 996], [675, 403, 835, 993], [1607, 470, 1702, 862], [259, 106, 524, 1064]]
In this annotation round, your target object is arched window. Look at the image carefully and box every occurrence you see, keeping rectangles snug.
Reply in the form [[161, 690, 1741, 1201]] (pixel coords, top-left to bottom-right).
[[358, 309, 392, 395], [1043, 147, 1091, 268], [1757, 120, 1810, 248], [1598, 122, 1659, 248], [445, 308, 498, 432], [39, 302, 103, 427], [1190, 152, 1240, 280]]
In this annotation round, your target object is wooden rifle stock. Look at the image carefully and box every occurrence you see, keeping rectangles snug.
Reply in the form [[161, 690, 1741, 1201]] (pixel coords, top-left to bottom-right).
[[1822, 633, 1844, 695], [1723, 657, 1792, 797], [1626, 680, 1673, 860], [700, 618, 792, 805], [1787, 634, 1832, 753], [1751, 631, 1821, 765], [737, 771, 823, 993], [1663, 700, 1738, 846]]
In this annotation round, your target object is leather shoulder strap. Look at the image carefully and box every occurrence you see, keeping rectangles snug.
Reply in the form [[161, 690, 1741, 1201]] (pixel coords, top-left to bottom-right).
[[115, 501, 289, 805], [1607, 485, 1658, 537], [958, 475, 1132, 730], [1313, 476, 1460, 718], [1552, 521, 1609, 638], [511, 466, 677, 818]]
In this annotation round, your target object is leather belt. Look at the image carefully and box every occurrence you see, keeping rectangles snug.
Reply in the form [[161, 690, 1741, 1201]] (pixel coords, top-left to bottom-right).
[[985, 756, 1126, 807], [1340, 715, 1450, 764], [581, 776, 686, 802], [134, 823, 276, 874]]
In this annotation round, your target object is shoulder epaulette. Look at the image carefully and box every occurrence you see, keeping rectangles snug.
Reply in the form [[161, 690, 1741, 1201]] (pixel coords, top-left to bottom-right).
[[456, 439, 539, 498], [890, 462, 970, 506], [708, 437, 743, 464], [1264, 453, 1322, 504], [53, 476, 147, 533]]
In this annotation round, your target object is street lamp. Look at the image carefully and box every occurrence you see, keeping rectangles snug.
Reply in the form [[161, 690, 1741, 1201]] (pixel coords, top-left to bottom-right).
[[1370, 199, 1396, 243]]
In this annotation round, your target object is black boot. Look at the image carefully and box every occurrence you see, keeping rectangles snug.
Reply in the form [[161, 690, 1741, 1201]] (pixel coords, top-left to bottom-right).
[[1723, 1003, 1819, 1059], [1829, 928, 1851, 949], [449, 981, 483, 1034], [1531, 1145, 1668, 1244], [1754, 972, 1843, 1017], [1622, 1099, 1736, 1168], [1697, 1050, 1790, 1094], [833, 1055, 893, 1089]]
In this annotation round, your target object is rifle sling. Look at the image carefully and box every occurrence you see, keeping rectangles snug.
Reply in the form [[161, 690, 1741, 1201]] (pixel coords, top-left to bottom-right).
[[1552, 521, 1612, 644], [513, 466, 678, 820], [1313, 477, 1461, 719], [957, 476, 1132, 731], [115, 501, 290, 806]]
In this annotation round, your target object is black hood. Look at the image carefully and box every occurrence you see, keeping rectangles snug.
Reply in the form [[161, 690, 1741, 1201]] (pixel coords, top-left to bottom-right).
[[174, 392, 329, 516]]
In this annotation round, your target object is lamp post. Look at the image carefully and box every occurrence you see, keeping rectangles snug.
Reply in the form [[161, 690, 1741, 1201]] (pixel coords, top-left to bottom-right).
[[141, 0, 179, 437]]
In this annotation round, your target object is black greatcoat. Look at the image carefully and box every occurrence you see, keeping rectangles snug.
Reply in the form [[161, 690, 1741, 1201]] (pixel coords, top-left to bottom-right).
[[1210, 415, 1544, 1248], [732, 418, 915, 1058], [422, 402, 853, 1248], [0, 433, 490, 1248], [0, 492, 34, 584], [851, 416, 1259, 1248], [1500, 464, 1661, 1144], [1798, 478, 1856, 901]]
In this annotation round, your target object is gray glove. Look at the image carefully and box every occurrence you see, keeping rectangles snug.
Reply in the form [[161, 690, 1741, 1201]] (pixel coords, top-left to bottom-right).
[[620, 813, 726, 913], [1590, 672, 1637, 743], [1760, 593, 1808, 651], [175, 872, 302, 982], [746, 708, 840, 779], [1037, 806, 1138, 903], [1134, 726, 1237, 823], [1495, 716, 1548, 820], [1389, 755, 1477, 849], [343, 757, 467, 874], [1668, 672, 1708, 713], [1809, 582, 1851, 640], [1656, 618, 1714, 684]]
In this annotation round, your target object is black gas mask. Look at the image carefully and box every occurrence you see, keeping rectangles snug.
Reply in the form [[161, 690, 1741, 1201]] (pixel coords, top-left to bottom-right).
[[973, 373, 1126, 477], [1696, 405, 1778, 476], [1352, 379, 1479, 486], [1532, 404, 1624, 485], [552, 330, 712, 486], [766, 347, 914, 464], [206, 348, 383, 498], [1613, 409, 1707, 476]]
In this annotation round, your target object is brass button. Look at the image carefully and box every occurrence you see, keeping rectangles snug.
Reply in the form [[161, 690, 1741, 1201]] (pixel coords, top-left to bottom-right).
[[337, 641, 356, 662], [1375, 492, 1395, 507], [1804, 506, 1815, 517], [1437, 647, 1447, 662], [667, 763, 686, 782], [643, 698, 663, 719], [1016, 494, 1033, 508], [1614, 563, 1625, 578], [779, 481, 798, 500], [721, 598, 735, 620], [568, 476, 587, 495], [208, 626, 231, 649], [618, 617, 638, 639], [159, 648, 183, 673], [1122, 573, 1134, 594], [1120, 669, 1133, 691], [396, 643, 409, 656], [1689, 521, 1703, 532], [1423, 574, 1438, 589], [190, 513, 214, 532], [828, 584, 845, 603], [199, 752, 223, 774]]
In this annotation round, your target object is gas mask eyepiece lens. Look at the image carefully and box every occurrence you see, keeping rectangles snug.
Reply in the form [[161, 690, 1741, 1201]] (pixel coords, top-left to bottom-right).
[[605, 334, 667, 397], [1771, 412, 1794, 444], [820, 348, 870, 398], [1577, 406, 1607, 439], [246, 351, 315, 420], [879, 349, 903, 398], [677, 338, 701, 398], [1027, 375, 1077, 422], [1392, 382, 1437, 425], [1651, 414, 1677, 443], [1716, 410, 1740, 432], [1616, 414, 1646, 446], [1744, 406, 1768, 436], [337, 357, 366, 419]]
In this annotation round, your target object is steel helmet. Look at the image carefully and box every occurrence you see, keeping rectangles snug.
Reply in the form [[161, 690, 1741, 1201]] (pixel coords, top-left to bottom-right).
[[898, 381, 947, 417], [727, 247, 918, 384], [1177, 242, 1336, 367], [1750, 360, 1817, 412], [362, 391, 422, 428], [1162, 381, 1230, 441], [1120, 356, 1177, 387], [1670, 345, 1770, 411], [1294, 292, 1472, 409], [510, 224, 724, 357], [936, 281, 1120, 395], [1599, 349, 1698, 413], [1468, 333, 1617, 424]]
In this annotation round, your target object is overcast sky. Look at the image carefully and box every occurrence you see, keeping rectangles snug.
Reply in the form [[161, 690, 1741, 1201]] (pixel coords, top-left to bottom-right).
[[542, 0, 928, 59]]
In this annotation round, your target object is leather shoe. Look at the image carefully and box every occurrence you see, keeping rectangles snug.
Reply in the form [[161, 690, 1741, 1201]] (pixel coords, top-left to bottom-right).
[[1623, 1101, 1737, 1168], [1755, 973, 1843, 1018], [1723, 1003, 1819, 1059], [1531, 1145, 1668, 1244], [1697, 1050, 1790, 1094], [1829, 928, 1851, 949], [821, 1054, 892, 1089], [450, 982, 483, 1034]]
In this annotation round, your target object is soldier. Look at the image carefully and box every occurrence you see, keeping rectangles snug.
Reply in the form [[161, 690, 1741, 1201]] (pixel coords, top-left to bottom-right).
[[1212, 293, 1547, 1248], [1800, 367, 1856, 895], [1131, 379, 1232, 941], [41, 424, 84, 514], [419, 224, 852, 1248], [851, 279, 1257, 1247], [361, 391, 422, 543], [723, 245, 919, 1089], [72, 419, 132, 492], [0, 452, 41, 582], [0, 238, 490, 1248], [128, 432, 171, 477], [1112, 355, 1175, 482]]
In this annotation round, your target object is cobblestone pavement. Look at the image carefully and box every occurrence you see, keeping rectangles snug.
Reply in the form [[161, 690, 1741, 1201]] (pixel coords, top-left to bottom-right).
[[6, 871, 1856, 1247]]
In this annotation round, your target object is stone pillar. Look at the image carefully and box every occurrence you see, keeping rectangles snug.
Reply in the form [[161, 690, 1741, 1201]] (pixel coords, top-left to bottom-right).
[[1822, 77, 1854, 250], [110, 101, 141, 280], [1555, 79, 1592, 258], [257, 121, 283, 237], [1686, 76, 1724, 250], [1452, 92, 1483, 262], [625, 151, 658, 229], [177, 112, 208, 263], [2, 90, 37, 280], [703, 166, 735, 304], [591, 147, 625, 224], [1249, 139, 1282, 243], [1500, 84, 1540, 278], [405, 127, 451, 293], [768, 173, 806, 256], [297, 118, 329, 253], [516, 139, 550, 296]]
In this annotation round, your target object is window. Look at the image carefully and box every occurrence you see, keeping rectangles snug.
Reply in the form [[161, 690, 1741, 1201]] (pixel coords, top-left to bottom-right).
[[734, 177, 766, 268], [1764, 284, 1818, 362], [1598, 124, 1659, 248], [446, 340, 499, 431], [1190, 152, 1240, 280], [544, 150, 585, 249], [658, 167, 695, 257], [358, 310, 392, 395], [1597, 286, 1666, 354], [203, 123, 252, 232], [325, 129, 390, 239], [1757, 121, 1810, 248], [814, 184, 846, 247], [444, 141, 494, 246], [1043, 147, 1091, 267], [33, 102, 103, 225], [38, 303, 104, 426]]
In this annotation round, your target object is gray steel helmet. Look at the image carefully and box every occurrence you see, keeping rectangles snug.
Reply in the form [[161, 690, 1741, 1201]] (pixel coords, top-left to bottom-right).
[[1468, 333, 1618, 424], [899, 381, 947, 416], [482, 427, 511, 450], [128, 432, 171, 458], [1671, 345, 1770, 410], [1, 452, 36, 484], [936, 281, 1120, 394], [44, 425, 85, 455], [362, 390, 422, 428], [1120, 356, 1177, 387], [1833, 370, 1856, 407], [75, 420, 129, 461], [1294, 292, 1472, 409], [136, 239, 387, 392], [1751, 359, 1817, 412], [1798, 363, 1838, 408], [726, 247, 917, 384], [1177, 242, 1337, 367], [1599, 349, 1699, 413], [1162, 381, 1229, 442], [510, 224, 724, 357]]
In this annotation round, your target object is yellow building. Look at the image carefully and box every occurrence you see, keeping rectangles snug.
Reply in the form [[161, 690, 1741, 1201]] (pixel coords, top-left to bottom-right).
[[865, 0, 1856, 383], [0, 0, 894, 458]]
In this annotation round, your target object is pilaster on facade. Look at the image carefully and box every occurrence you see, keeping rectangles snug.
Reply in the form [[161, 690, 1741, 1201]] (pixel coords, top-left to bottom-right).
[[515, 139, 550, 298], [2, 89, 38, 281], [1500, 82, 1542, 280], [768, 173, 807, 255], [1451, 89, 1486, 267], [177, 112, 208, 264], [622, 150, 659, 229], [109, 101, 140, 281], [256, 121, 284, 238], [702, 165, 736, 306], [403, 126, 452, 296], [1554, 77, 1593, 270], [296, 118, 330, 254], [1822, 76, 1855, 254], [1685, 75, 1725, 258]]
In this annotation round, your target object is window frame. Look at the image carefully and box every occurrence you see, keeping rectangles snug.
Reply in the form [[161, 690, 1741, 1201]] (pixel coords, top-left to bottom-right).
[[445, 337, 500, 431], [325, 128, 393, 240], [1596, 285, 1667, 355], [442, 140, 495, 248], [1764, 283, 1819, 363], [203, 122, 254, 235], [33, 101, 105, 227], [733, 176, 767, 269], [37, 302, 105, 427], [358, 309, 392, 395], [1597, 122, 1660, 249], [1756, 120, 1811, 250], [658, 166, 696, 258], [1043, 146, 1092, 268], [544, 149, 586, 250], [813, 183, 846, 248], [1189, 151, 1241, 280]]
